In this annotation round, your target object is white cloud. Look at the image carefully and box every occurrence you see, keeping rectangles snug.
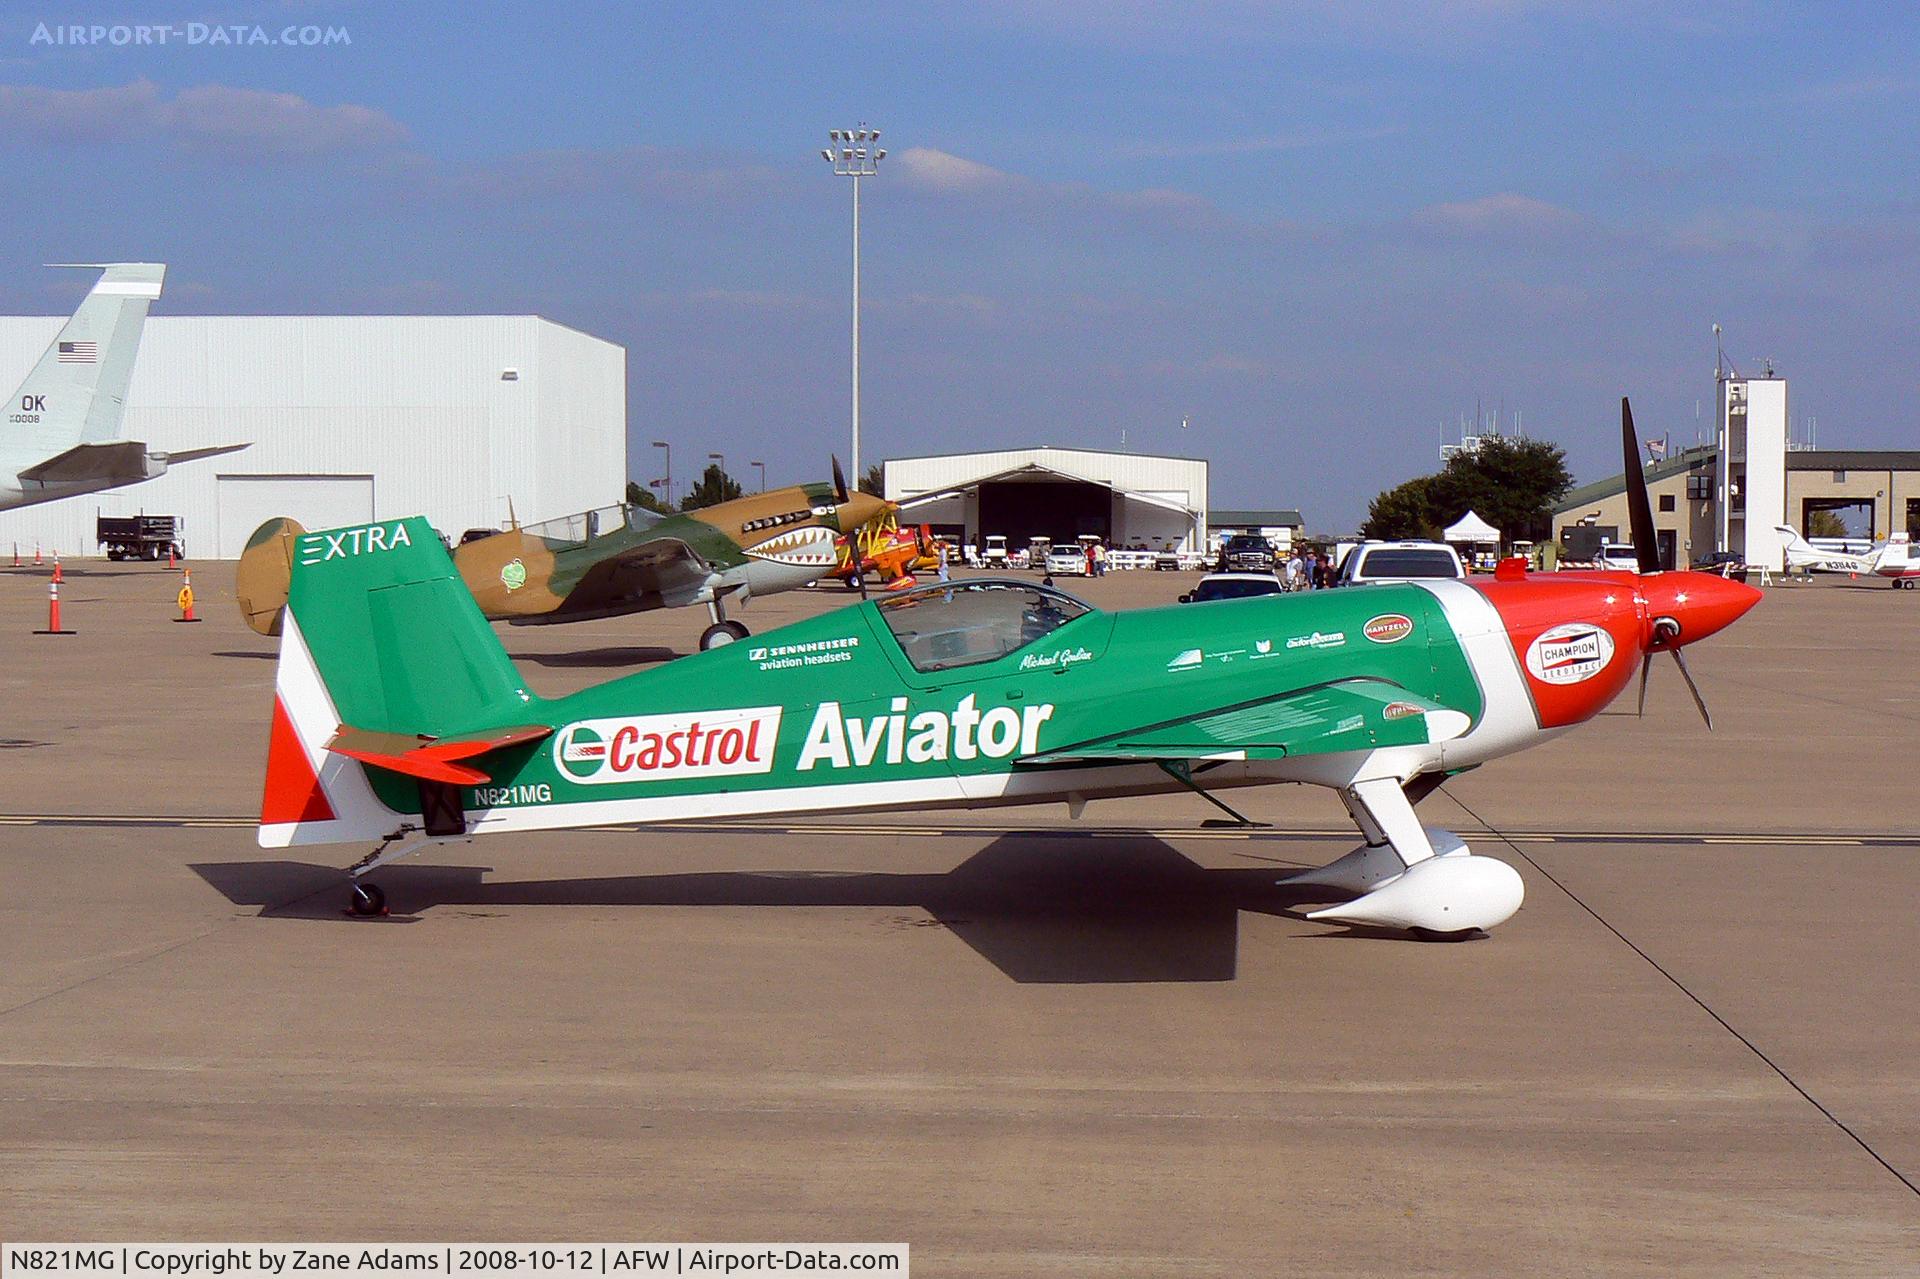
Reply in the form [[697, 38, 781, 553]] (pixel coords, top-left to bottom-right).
[[891, 147, 1028, 194], [1413, 192, 1590, 238], [0, 79, 407, 160]]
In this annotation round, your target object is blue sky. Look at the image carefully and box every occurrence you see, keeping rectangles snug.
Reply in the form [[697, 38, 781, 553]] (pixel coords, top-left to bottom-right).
[[2, 1, 1915, 527]]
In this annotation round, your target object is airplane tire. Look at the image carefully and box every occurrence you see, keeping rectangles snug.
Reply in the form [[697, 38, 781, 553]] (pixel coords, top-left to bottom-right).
[[699, 622, 748, 650], [844, 573, 864, 591], [347, 883, 387, 917]]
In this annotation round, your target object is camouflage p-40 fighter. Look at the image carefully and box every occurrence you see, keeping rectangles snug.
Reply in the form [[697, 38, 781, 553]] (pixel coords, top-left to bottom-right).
[[238, 464, 890, 650], [256, 403, 1759, 939]]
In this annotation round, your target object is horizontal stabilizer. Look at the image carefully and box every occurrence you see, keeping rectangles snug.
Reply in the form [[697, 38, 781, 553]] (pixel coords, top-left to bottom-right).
[[1021, 679, 1469, 766], [16, 440, 155, 486], [159, 442, 251, 466], [325, 724, 553, 785]]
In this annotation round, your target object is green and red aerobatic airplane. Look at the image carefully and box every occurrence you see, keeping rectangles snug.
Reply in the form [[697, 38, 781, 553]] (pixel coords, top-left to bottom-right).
[[259, 402, 1759, 937]]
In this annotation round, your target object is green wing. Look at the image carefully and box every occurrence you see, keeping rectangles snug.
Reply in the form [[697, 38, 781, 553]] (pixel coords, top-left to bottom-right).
[[1020, 678, 1470, 765]]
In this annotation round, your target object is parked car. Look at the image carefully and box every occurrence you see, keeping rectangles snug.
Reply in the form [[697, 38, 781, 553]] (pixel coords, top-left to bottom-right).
[[1216, 533, 1277, 573], [1045, 546, 1087, 576], [1153, 548, 1182, 571], [1690, 550, 1749, 582], [1336, 540, 1466, 585], [1595, 544, 1643, 573], [1179, 572, 1286, 603]]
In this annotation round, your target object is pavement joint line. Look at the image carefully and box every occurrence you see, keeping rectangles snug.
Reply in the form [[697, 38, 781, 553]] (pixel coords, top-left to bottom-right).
[[0, 859, 346, 1026], [1440, 789, 1920, 1203], [0, 814, 1914, 847]]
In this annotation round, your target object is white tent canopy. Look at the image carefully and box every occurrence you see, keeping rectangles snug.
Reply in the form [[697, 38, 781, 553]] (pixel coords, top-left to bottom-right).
[[1442, 510, 1501, 544]]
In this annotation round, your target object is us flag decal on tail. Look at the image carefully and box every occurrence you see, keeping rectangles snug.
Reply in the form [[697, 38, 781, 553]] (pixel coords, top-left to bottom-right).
[[56, 340, 97, 363]]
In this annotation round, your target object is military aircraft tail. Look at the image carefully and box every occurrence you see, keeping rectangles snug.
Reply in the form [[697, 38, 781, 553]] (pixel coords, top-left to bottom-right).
[[4, 263, 165, 473], [260, 516, 543, 848]]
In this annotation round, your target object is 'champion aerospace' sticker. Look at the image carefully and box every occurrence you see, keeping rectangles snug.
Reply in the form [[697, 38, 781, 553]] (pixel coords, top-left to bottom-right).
[[1525, 623, 1616, 685]]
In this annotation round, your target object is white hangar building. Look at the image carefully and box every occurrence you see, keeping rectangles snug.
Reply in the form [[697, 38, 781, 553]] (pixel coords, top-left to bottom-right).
[[883, 446, 1209, 553], [0, 315, 625, 558]]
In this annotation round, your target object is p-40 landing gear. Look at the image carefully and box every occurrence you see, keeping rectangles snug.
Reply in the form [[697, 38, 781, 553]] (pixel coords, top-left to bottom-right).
[[699, 598, 751, 650], [347, 882, 387, 917]]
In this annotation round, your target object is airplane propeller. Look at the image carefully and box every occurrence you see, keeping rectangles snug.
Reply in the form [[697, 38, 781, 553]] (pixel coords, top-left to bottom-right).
[[1623, 396, 1712, 729], [829, 455, 870, 600]]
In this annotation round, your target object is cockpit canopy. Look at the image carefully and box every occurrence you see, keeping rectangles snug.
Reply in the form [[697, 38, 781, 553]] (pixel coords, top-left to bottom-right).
[[875, 579, 1093, 673], [520, 503, 668, 549]]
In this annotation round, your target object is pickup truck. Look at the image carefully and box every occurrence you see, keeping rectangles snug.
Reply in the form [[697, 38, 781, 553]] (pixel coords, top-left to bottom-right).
[[1216, 534, 1277, 573], [1336, 540, 1465, 585]]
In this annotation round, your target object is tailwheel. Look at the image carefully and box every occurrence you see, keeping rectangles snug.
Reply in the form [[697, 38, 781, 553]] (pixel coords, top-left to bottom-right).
[[347, 882, 388, 917]]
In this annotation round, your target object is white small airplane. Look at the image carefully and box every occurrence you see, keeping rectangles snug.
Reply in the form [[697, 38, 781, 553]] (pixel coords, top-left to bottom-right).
[[1, 263, 246, 512], [1774, 524, 1920, 588]]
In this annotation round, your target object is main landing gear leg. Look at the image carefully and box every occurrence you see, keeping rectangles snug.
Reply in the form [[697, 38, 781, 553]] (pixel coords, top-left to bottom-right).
[[1282, 776, 1524, 937], [343, 829, 433, 917], [699, 598, 751, 651]]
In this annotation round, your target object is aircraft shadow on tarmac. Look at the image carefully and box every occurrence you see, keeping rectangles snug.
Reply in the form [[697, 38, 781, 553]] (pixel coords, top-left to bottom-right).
[[510, 646, 680, 669], [192, 835, 1375, 984]]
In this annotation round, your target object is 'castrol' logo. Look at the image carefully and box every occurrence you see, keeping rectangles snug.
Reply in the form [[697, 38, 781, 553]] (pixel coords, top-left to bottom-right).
[[554, 707, 782, 785], [1363, 613, 1414, 644], [1525, 623, 1615, 685]]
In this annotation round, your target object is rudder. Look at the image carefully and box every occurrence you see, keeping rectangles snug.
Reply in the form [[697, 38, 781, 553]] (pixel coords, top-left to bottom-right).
[[261, 516, 538, 847]]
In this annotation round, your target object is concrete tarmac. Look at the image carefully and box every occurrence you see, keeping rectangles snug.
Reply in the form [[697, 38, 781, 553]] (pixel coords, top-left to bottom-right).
[[1, 560, 1916, 1273]]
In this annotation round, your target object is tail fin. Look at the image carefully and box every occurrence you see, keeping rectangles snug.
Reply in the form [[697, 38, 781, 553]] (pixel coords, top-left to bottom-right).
[[5, 264, 164, 471], [260, 516, 539, 847], [1772, 524, 1814, 557]]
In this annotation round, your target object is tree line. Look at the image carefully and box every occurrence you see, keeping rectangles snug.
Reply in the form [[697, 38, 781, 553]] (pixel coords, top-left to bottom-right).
[[625, 462, 886, 513], [1360, 436, 1573, 546]]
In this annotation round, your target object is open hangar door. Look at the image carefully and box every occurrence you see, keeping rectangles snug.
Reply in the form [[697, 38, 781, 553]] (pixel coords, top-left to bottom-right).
[[977, 480, 1110, 547], [215, 475, 375, 558]]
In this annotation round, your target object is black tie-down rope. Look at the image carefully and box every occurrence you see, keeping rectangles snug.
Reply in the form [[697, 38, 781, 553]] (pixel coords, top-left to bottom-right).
[[1440, 789, 1920, 1201]]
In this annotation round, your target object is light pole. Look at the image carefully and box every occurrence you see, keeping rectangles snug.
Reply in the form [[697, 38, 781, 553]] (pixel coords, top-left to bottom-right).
[[820, 124, 885, 480], [750, 459, 766, 491], [651, 440, 671, 507]]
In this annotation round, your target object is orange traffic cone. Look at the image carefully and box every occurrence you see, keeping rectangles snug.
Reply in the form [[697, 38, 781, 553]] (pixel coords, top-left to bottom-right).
[[167, 543, 178, 571], [33, 543, 42, 566], [34, 580, 73, 635], [51, 553, 62, 584], [174, 567, 199, 623]]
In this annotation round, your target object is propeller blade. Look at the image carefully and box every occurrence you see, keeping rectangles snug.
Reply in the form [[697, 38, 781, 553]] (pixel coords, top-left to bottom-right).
[[1621, 397, 1660, 575], [1669, 648, 1712, 730], [831, 455, 850, 504], [1637, 651, 1653, 717]]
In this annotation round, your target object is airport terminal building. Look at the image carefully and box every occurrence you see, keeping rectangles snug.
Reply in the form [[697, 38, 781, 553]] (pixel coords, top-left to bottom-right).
[[882, 446, 1209, 553], [0, 315, 625, 558]]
